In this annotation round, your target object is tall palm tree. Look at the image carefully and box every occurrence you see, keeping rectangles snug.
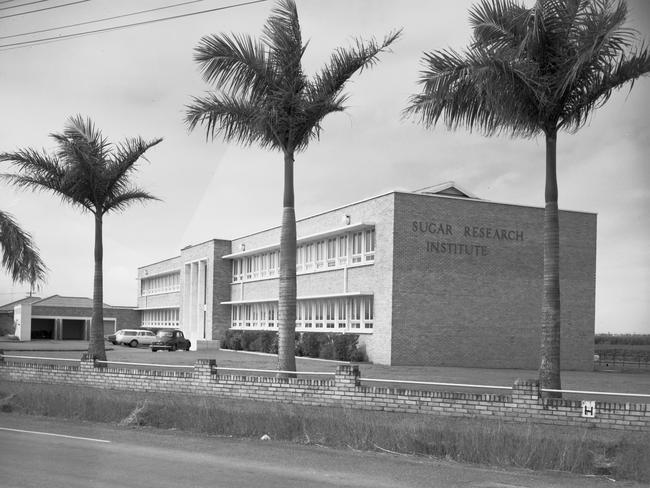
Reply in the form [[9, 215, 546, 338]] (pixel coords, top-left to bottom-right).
[[0, 116, 161, 360], [0, 209, 47, 287], [186, 0, 400, 374], [406, 0, 649, 396]]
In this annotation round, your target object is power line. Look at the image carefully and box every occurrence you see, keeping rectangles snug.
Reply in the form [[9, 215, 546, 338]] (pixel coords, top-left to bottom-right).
[[0, 0, 51, 12], [1, 0, 217, 40], [0, 0, 89, 20], [0, 0, 268, 51]]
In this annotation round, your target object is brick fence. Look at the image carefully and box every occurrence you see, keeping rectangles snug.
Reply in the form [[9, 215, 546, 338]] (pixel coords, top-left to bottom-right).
[[0, 354, 647, 432]]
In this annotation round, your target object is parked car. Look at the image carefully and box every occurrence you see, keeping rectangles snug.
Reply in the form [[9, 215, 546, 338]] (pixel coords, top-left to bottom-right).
[[115, 329, 157, 348], [151, 329, 191, 352], [105, 332, 117, 344]]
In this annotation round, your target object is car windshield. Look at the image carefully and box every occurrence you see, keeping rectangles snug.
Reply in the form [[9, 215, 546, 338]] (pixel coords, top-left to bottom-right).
[[156, 331, 173, 338]]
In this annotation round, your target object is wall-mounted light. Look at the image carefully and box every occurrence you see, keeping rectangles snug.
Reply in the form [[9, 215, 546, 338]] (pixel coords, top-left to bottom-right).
[[343, 214, 351, 225]]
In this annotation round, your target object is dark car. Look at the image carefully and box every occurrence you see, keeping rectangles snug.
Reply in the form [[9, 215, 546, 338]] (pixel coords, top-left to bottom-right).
[[150, 329, 191, 352], [105, 332, 117, 345]]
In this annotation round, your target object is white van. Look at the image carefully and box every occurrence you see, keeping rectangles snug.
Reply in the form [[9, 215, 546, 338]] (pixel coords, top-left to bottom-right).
[[114, 329, 156, 347]]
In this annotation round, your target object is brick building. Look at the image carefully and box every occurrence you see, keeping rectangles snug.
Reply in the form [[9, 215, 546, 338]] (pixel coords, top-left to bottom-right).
[[1, 295, 139, 340], [137, 182, 597, 370]]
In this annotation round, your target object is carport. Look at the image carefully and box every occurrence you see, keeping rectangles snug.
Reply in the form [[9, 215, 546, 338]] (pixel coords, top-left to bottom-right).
[[61, 319, 86, 340], [31, 318, 54, 339]]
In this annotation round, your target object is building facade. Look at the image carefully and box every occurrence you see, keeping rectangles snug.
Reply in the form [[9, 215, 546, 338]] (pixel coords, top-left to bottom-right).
[[1, 295, 139, 340], [137, 183, 597, 369]]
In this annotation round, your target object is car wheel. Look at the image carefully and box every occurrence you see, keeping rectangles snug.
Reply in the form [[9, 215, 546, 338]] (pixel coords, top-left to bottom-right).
[[111, 341, 117, 345], [129, 340, 138, 348], [151, 348, 157, 352], [171, 344, 177, 352]]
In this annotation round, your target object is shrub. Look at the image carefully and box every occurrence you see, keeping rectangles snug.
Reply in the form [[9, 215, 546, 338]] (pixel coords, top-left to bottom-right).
[[222, 330, 366, 361]]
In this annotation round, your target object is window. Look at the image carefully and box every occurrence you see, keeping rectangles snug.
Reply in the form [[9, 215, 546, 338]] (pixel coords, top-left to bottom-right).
[[304, 301, 313, 328], [326, 301, 335, 329], [365, 228, 376, 261], [296, 245, 304, 273], [337, 299, 347, 329], [269, 251, 278, 277], [140, 272, 180, 296], [229, 226, 376, 283], [338, 235, 348, 266], [315, 241, 325, 269], [141, 308, 179, 328], [364, 296, 374, 329], [245, 257, 253, 280], [327, 238, 337, 267], [232, 259, 243, 282], [352, 232, 363, 263], [229, 297, 373, 332], [304, 243, 314, 271], [314, 301, 324, 328], [244, 304, 252, 327], [350, 298, 361, 329]]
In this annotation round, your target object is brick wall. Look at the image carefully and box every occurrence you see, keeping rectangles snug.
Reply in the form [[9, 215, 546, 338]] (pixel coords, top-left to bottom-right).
[[0, 356, 646, 432], [392, 193, 596, 370]]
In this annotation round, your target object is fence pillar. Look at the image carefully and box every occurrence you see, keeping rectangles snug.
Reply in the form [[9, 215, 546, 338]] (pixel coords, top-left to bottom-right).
[[80, 353, 98, 372], [512, 379, 540, 408], [335, 364, 360, 389], [194, 359, 217, 383]]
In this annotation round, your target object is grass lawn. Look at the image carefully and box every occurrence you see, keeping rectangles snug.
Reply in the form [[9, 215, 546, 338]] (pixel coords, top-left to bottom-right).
[[1, 341, 648, 402]]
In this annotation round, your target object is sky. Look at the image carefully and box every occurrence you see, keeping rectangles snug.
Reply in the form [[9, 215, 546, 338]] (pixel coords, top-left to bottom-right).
[[0, 0, 648, 334]]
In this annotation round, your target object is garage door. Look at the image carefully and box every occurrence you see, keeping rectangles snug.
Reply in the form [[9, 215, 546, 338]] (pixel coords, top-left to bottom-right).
[[103, 320, 116, 335], [31, 318, 54, 339], [62, 319, 85, 340]]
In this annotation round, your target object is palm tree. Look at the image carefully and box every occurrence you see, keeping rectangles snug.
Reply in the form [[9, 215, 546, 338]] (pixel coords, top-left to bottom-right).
[[406, 0, 649, 396], [0, 116, 161, 360], [185, 0, 400, 374], [0, 209, 47, 287]]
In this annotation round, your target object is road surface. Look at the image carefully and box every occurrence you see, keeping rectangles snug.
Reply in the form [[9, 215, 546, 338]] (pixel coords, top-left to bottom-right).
[[0, 414, 643, 487]]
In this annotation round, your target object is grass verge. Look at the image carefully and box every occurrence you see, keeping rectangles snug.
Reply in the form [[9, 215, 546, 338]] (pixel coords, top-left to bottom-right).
[[1, 380, 648, 482]]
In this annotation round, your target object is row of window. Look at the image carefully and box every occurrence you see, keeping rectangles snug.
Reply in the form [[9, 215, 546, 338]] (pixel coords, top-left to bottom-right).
[[141, 272, 180, 296], [232, 228, 376, 282], [141, 308, 180, 328], [232, 250, 280, 282], [230, 297, 374, 331]]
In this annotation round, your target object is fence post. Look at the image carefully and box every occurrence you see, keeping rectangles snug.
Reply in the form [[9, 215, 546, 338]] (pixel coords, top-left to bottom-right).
[[193, 359, 217, 383], [0, 350, 4, 364], [512, 379, 540, 410], [335, 364, 360, 389], [80, 353, 98, 372]]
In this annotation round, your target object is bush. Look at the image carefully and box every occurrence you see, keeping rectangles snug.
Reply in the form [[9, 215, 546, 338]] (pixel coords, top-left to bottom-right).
[[595, 334, 650, 345], [222, 330, 366, 361]]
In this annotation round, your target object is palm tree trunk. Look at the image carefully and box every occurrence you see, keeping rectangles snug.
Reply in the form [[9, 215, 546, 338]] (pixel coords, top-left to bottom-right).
[[278, 151, 297, 376], [88, 213, 107, 362], [539, 130, 562, 398]]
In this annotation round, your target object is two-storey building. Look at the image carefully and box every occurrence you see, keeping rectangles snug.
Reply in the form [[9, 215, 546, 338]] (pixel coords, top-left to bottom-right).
[[137, 182, 597, 369]]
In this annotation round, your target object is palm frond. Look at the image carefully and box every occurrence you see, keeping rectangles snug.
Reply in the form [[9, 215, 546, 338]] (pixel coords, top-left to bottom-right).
[[560, 44, 650, 131], [262, 0, 305, 93], [406, 45, 542, 137], [186, 92, 281, 150], [103, 188, 160, 215], [470, 0, 529, 50], [0, 209, 47, 286], [194, 32, 274, 99], [309, 29, 402, 108], [105, 136, 162, 199]]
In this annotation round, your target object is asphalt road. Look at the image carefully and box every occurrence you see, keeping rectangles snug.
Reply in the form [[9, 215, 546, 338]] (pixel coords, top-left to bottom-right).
[[0, 414, 643, 488]]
